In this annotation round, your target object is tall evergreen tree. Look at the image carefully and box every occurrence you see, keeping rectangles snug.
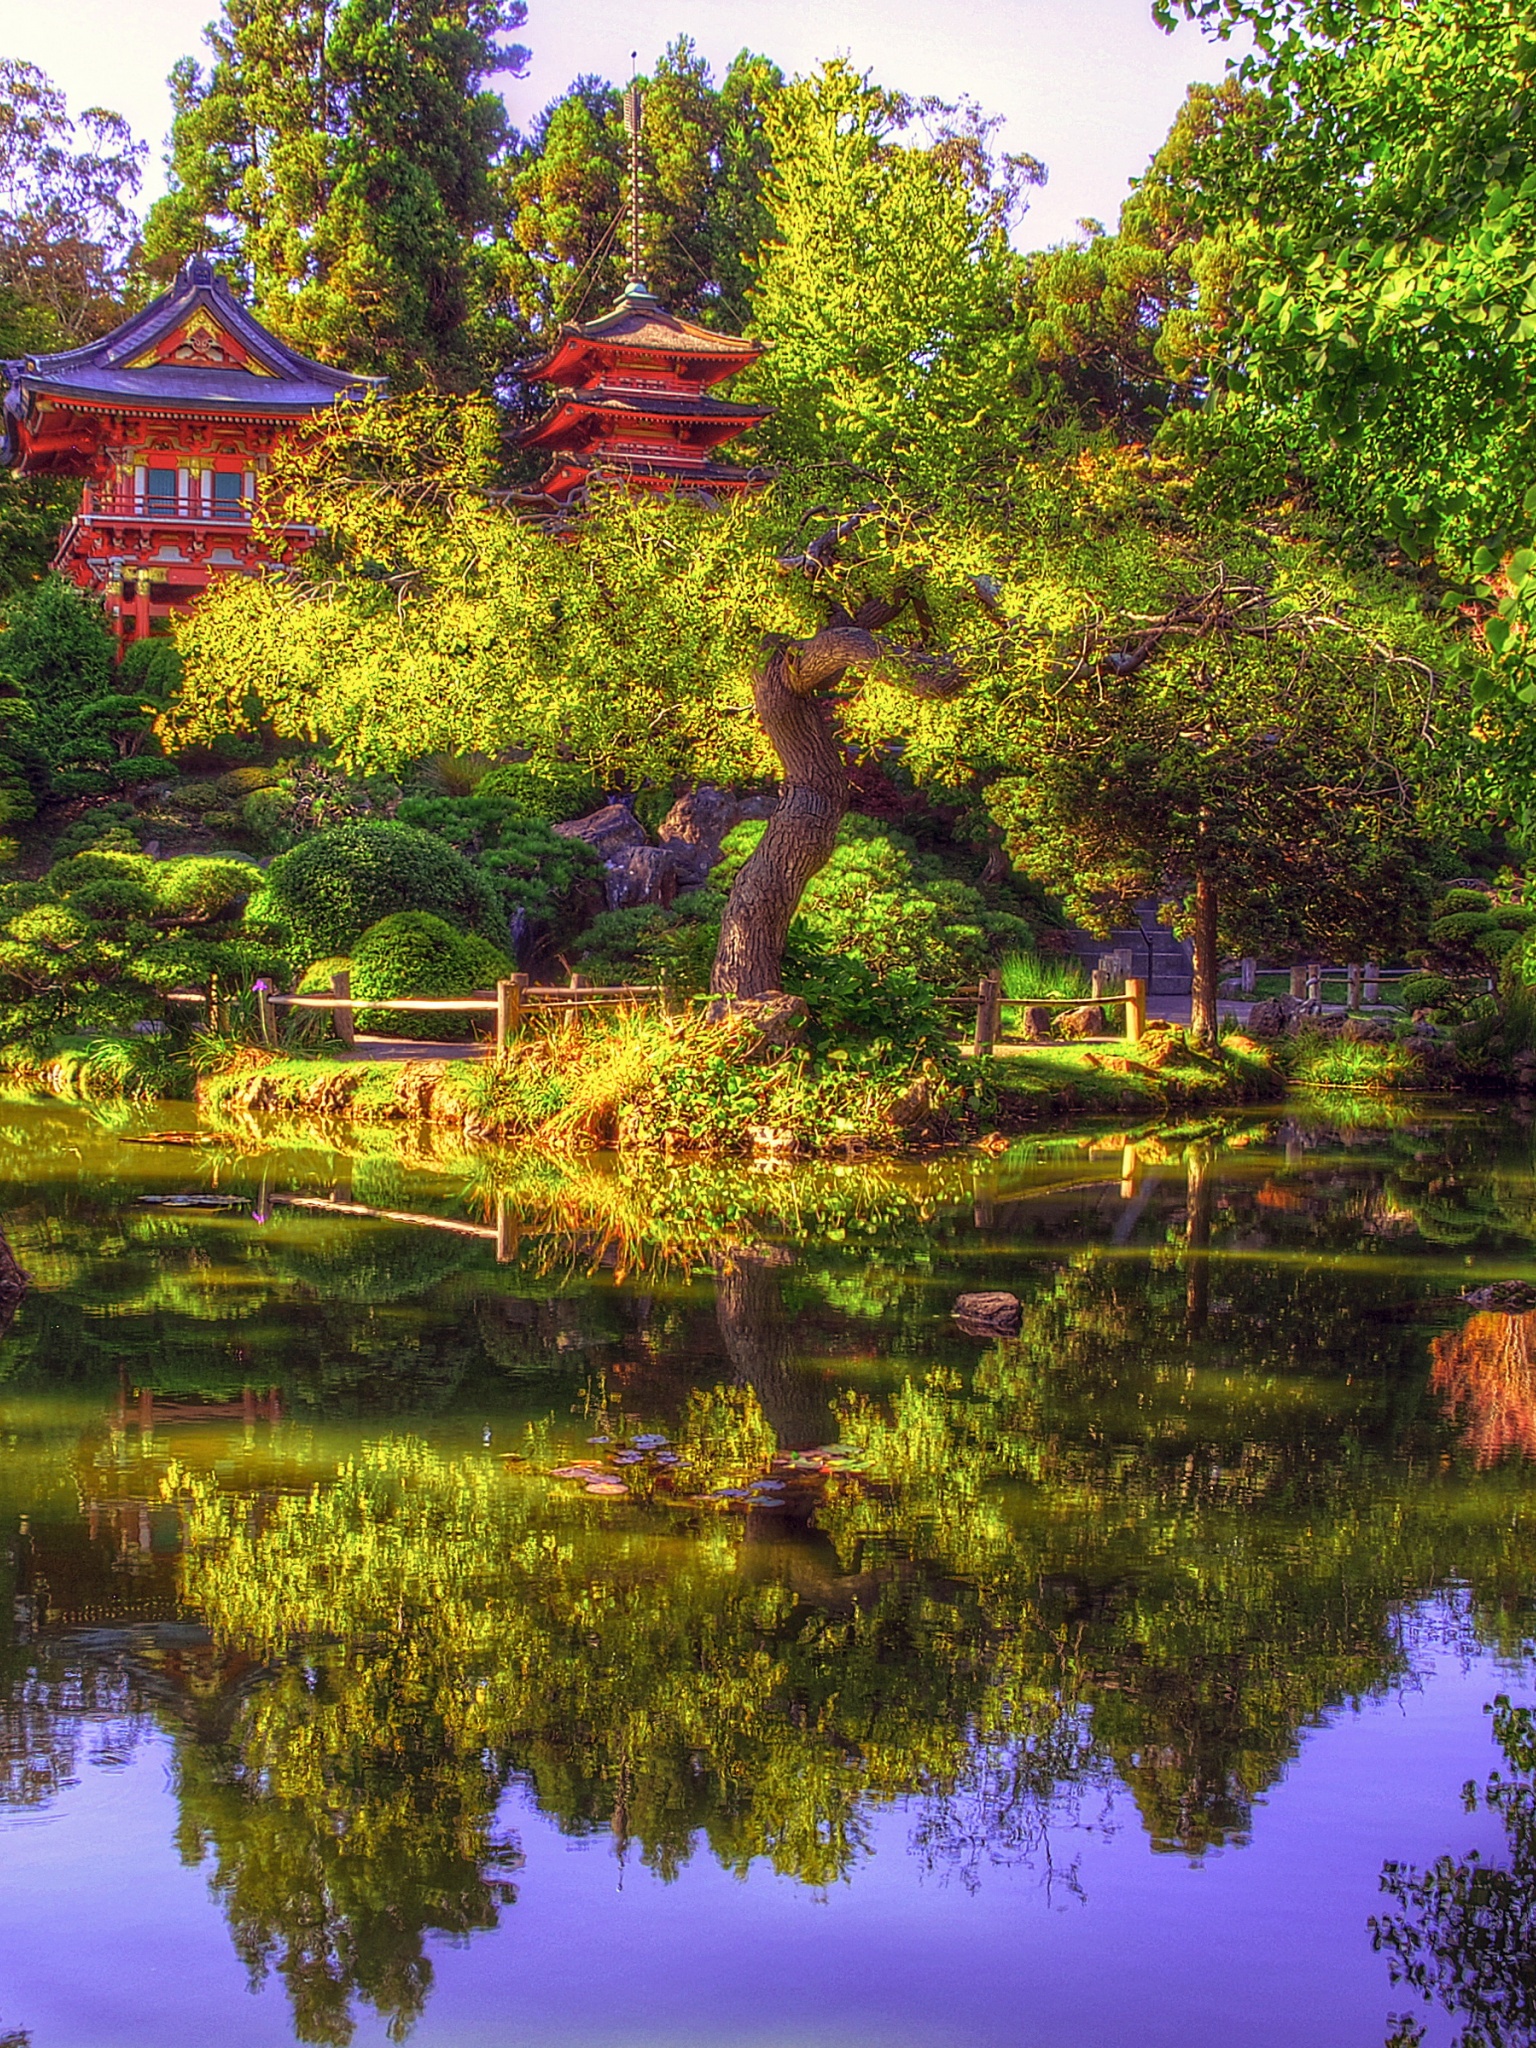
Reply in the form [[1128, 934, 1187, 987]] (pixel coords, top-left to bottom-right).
[[492, 39, 782, 377], [142, 0, 528, 390]]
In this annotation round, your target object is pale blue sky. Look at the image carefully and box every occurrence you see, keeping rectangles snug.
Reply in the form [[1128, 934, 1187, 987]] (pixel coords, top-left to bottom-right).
[[0, 0, 1241, 249]]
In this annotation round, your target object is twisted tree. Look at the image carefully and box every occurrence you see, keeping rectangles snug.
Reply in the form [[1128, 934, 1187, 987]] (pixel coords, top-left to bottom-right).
[[711, 569, 963, 1000]]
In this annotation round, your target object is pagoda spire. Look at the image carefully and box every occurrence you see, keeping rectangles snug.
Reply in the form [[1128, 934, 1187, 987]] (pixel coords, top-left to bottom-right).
[[513, 66, 770, 505], [622, 61, 646, 294]]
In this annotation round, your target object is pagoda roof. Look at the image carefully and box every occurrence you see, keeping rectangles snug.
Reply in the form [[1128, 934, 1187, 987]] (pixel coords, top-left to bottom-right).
[[537, 449, 772, 500], [521, 386, 770, 451], [523, 283, 763, 386], [2, 257, 378, 436]]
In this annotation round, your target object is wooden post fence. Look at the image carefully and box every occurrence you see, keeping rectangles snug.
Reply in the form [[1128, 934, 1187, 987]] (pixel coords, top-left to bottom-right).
[[1240, 957, 1257, 995], [330, 969, 354, 1047], [256, 985, 277, 1049], [1125, 976, 1146, 1045], [1306, 963, 1322, 1004], [973, 972, 1003, 1057], [1348, 962, 1364, 1010], [1364, 961, 1380, 1003], [496, 975, 527, 1057]]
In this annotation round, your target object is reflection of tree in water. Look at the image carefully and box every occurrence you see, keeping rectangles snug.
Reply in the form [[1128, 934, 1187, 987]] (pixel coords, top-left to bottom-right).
[[1372, 1695, 1536, 2048], [173, 1654, 521, 2047], [1431, 1312, 1536, 1467], [712, 1246, 832, 1447]]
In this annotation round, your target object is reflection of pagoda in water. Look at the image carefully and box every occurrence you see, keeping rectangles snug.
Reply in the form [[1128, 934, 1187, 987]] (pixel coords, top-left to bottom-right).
[[11, 1383, 282, 1637], [517, 85, 769, 504], [1430, 1308, 1536, 1466]]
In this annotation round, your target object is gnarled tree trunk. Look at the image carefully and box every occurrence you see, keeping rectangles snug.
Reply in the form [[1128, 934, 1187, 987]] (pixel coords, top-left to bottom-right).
[[711, 609, 958, 1000]]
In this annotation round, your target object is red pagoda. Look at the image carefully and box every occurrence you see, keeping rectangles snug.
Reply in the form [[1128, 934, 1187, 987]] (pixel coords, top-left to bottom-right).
[[518, 84, 769, 503], [0, 256, 376, 648]]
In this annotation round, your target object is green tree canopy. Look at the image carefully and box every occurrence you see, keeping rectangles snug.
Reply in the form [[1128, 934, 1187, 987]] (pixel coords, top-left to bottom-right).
[[742, 60, 1044, 494], [143, 0, 529, 389]]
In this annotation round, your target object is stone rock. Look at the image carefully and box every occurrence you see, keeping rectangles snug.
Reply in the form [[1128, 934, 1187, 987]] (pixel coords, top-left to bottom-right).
[[1245, 998, 1293, 1039], [1341, 1015, 1392, 1044], [1019, 1003, 1054, 1042], [888, 1076, 933, 1130], [603, 843, 684, 911], [658, 786, 776, 886], [551, 803, 649, 860], [1055, 1003, 1106, 1039], [1463, 1280, 1536, 1311], [953, 1291, 1023, 1336]]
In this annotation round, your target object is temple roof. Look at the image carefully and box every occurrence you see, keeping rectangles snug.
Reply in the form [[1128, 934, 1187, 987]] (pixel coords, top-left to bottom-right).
[[3, 257, 378, 432], [536, 449, 773, 500], [523, 282, 763, 388], [521, 386, 770, 451]]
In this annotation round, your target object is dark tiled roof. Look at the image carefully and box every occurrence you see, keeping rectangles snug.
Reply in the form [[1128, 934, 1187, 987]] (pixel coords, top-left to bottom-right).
[[4, 257, 377, 415], [522, 282, 762, 380]]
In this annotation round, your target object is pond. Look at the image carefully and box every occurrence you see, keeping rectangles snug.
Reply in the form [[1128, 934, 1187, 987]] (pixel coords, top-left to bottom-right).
[[2, 1097, 1535, 2048]]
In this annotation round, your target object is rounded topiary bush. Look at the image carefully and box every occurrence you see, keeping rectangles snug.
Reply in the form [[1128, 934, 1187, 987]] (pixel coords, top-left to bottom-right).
[[351, 911, 512, 1040], [1399, 972, 1453, 1011], [248, 820, 499, 967]]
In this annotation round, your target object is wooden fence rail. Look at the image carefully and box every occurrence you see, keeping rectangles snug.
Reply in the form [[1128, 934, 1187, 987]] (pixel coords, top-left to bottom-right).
[[946, 974, 1148, 1055], [169, 970, 664, 1057]]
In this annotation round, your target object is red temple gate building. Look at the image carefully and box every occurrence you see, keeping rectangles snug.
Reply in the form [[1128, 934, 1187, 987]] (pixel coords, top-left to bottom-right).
[[519, 278, 769, 503], [0, 255, 375, 648]]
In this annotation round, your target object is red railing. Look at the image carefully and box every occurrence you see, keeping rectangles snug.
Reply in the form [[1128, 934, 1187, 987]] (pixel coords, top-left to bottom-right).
[[79, 485, 252, 520]]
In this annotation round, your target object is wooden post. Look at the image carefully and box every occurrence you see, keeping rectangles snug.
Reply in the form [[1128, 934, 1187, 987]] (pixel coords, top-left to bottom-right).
[[495, 1194, 516, 1264], [1347, 962, 1363, 1011], [1240, 957, 1256, 996], [1289, 965, 1306, 1000], [256, 985, 276, 1049], [1090, 970, 1104, 1001], [1306, 963, 1322, 1005], [1125, 976, 1146, 1044], [330, 969, 354, 1047], [973, 972, 1002, 1057], [496, 974, 528, 1057], [1364, 961, 1379, 1003], [567, 972, 589, 1029]]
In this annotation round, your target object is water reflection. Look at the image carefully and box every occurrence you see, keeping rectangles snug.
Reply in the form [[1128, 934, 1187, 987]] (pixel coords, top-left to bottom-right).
[[1, 1103, 1536, 2042]]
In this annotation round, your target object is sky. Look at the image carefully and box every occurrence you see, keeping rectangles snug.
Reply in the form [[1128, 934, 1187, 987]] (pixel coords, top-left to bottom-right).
[[0, 0, 1243, 250]]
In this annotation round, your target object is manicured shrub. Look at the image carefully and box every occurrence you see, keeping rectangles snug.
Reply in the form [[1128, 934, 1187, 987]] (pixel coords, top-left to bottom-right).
[[0, 849, 271, 1045], [475, 758, 602, 823], [296, 955, 352, 994], [572, 899, 721, 994], [351, 910, 512, 1039], [1398, 973, 1453, 1011], [394, 793, 602, 951], [717, 817, 1031, 986], [247, 820, 498, 967]]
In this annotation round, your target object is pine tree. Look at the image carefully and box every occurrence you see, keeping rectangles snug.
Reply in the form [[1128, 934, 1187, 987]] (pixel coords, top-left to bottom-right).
[[141, 0, 528, 391], [492, 39, 782, 372]]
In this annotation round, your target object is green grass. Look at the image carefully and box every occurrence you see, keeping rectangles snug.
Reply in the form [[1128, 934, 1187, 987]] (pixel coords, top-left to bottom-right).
[[1279, 1032, 1426, 1091], [999, 949, 1092, 1002]]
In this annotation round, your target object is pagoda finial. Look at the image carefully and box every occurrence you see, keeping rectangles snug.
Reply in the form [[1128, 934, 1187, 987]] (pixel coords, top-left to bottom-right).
[[622, 59, 645, 292]]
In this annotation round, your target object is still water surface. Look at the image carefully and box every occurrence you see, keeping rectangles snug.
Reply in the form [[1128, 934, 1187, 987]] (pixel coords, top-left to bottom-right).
[[2, 1099, 1535, 2047]]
